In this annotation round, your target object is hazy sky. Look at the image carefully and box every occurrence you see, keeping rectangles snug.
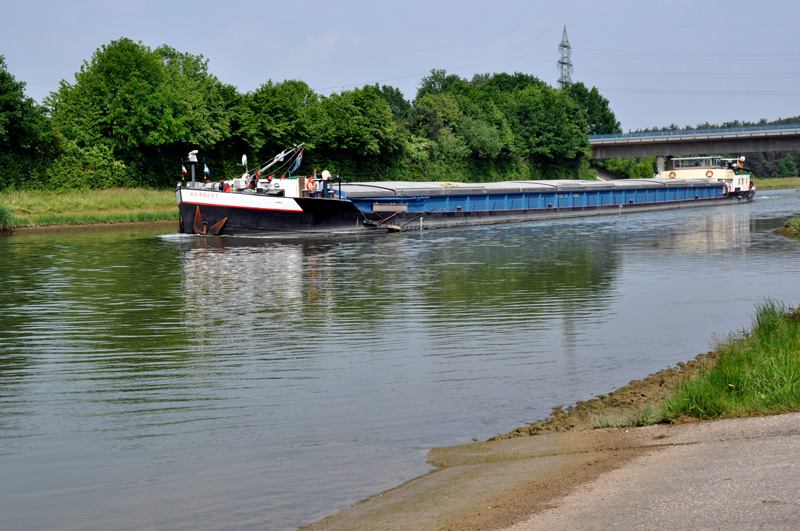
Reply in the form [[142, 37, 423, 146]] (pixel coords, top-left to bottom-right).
[[2, 0, 798, 132]]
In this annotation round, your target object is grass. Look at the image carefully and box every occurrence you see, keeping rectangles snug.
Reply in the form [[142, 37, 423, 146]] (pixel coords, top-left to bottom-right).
[[591, 405, 663, 429], [0, 188, 178, 228], [751, 177, 800, 190], [662, 300, 800, 421], [586, 300, 800, 429], [0, 204, 12, 233], [782, 217, 800, 237]]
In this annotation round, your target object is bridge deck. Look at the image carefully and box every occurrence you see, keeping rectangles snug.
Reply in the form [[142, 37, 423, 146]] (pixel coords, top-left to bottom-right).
[[590, 124, 800, 145], [589, 124, 800, 159]]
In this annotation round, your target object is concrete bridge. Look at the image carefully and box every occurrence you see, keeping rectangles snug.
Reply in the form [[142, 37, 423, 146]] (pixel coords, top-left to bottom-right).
[[590, 124, 800, 171]]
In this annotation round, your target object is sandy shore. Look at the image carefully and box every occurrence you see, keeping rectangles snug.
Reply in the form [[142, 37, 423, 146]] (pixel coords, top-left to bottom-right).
[[302, 354, 719, 530]]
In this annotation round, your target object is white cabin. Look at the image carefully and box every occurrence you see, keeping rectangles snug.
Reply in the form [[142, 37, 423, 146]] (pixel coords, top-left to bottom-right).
[[659, 155, 751, 193]]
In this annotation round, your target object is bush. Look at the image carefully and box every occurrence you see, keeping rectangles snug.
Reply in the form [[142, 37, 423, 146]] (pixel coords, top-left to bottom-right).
[[787, 217, 800, 236], [46, 140, 131, 190], [0, 204, 12, 232]]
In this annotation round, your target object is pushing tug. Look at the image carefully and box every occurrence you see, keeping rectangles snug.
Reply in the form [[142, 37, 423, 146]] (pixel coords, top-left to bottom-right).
[[176, 145, 755, 236], [657, 155, 755, 199]]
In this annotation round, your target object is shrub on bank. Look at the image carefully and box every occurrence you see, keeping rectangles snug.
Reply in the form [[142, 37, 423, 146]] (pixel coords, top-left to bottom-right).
[[46, 141, 131, 190], [0, 204, 12, 232], [787, 217, 800, 236], [663, 300, 800, 420]]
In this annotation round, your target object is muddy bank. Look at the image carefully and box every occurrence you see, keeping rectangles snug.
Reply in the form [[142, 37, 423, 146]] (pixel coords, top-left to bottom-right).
[[494, 352, 715, 439], [303, 353, 717, 531], [775, 226, 800, 239], [9, 218, 178, 235]]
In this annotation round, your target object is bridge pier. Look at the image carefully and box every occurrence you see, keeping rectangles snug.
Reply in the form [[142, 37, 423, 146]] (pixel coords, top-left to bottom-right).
[[657, 156, 664, 174]]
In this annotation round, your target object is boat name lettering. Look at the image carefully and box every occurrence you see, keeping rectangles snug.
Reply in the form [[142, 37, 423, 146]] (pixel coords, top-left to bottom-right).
[[189, 191, 216, 199]]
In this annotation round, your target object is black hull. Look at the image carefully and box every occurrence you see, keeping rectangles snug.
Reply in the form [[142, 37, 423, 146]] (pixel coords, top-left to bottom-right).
[[179, 196, 367, 235], [178, 190, 754, 236]]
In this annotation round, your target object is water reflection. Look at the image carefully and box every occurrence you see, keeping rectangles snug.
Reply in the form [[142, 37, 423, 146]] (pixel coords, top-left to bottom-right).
[[173, 224, 623, 369]]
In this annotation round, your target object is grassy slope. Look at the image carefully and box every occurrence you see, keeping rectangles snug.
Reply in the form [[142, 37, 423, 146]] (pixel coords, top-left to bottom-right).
[[0, 188, 177, 227], [663, 301, 800, 420], [501, 300, 800, 435], [752, 176, 800, 189]]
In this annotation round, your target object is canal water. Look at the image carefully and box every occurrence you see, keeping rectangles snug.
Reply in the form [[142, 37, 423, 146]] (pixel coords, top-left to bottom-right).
[[1, 190, 799, 530]]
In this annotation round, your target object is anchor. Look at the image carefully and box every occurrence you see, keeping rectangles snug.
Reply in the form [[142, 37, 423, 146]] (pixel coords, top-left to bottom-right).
[[192, 206, 227, 235]]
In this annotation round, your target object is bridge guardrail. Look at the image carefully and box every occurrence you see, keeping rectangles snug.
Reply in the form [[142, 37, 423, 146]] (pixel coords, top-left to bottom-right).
[[590, 124, 800, 144]]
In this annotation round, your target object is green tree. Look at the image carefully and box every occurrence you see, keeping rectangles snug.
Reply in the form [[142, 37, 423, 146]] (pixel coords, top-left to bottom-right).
[[156, 45, 231, 149], [460, 115, 503, 159], [407, 93, 469, 167], [774, 154, 798, 178], [506, 85, 591, 178], [373, 84, 411, 122], [415, 69, 469, 102], [0, 56, 52, 189], [206, 83, 260, 174], [409, 92, 510, 162], [46, 137, 129, 190], [474, 71, 546, 95], [47, 38, 231, 187], [408, 99, 444, 141], [310, 86, 404, 179], [564, 82, 621, 135], [248, 79, 317, 162], [597, 157, 656, 179]]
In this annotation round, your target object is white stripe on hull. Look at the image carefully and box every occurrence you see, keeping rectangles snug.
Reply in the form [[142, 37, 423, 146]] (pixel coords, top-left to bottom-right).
[[179, 189, 303, 212]]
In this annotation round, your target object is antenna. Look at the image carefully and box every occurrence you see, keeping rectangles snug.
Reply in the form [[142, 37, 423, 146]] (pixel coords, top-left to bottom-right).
[[557, 25, 573, 88]]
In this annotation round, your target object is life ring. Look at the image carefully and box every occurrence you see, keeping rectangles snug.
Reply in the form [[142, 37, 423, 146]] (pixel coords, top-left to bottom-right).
[[706, 170, 714, 178], [306, 178, 317, 192], [668, 171, 676, 178]]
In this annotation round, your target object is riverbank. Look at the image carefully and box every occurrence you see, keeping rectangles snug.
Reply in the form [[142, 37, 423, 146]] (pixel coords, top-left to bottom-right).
[[0, 188, 177, 230], [305, 302, 800, 530], [300, 356, 714, 531], [305, 412, 800, 531], [11, 218, 178, 235], [776, 215, 800, 239], [752, 176, 800, 190]]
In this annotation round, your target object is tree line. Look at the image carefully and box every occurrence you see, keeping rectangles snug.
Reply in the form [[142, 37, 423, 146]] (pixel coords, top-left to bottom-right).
[[0, 38, 620, 191], [3, 38, 794, 192]]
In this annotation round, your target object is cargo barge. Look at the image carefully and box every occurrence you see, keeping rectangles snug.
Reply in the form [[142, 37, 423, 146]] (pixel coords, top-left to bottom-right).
[[176, 145, 755, 236]]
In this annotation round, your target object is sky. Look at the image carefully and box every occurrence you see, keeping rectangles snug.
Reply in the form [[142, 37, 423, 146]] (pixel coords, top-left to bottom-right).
[[2, 0, 799, 132]]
